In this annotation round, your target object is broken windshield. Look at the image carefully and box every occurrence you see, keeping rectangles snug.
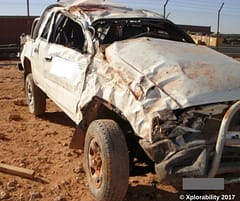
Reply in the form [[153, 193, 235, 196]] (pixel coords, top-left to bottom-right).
[[93, 18, 194, 44]]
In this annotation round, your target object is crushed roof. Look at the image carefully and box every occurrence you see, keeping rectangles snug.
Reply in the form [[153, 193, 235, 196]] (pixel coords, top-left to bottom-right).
[[57, 0, 163, 23]]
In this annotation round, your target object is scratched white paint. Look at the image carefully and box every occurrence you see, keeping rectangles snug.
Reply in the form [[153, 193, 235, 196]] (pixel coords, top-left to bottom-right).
[[20, 0, 240, 143], [50, 57, 80, 84], [106, 37, 240, 108]]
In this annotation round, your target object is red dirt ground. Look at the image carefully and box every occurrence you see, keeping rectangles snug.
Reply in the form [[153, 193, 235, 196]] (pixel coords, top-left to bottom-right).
[[0, 60, 240, 201]]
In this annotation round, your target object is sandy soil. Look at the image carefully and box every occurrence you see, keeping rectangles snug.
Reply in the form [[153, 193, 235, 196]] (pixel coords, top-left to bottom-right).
[[0, 60, 240, 201]]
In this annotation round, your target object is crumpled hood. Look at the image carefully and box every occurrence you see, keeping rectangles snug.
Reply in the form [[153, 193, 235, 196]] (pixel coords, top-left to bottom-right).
[[105, 37, 240, 108]]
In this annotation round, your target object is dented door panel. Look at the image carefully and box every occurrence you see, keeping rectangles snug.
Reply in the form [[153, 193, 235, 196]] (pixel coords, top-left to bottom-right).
[[44, 45, 90, 120]]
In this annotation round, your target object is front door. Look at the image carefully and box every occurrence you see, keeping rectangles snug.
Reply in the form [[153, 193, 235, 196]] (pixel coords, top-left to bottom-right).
[[41, 13, 92, 121]]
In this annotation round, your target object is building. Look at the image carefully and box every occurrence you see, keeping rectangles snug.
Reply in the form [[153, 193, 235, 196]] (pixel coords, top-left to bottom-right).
[[178, 24, 212, 35], [0, 16, 36, 55]]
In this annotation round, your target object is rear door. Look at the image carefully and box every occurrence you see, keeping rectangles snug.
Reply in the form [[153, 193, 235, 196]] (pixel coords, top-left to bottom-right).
[[30, 11, 55, 88]]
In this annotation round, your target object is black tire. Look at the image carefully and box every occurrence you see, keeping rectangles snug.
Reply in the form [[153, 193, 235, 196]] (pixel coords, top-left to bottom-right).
[[25, 73, 46, 116], [84, 120, 129, 201]]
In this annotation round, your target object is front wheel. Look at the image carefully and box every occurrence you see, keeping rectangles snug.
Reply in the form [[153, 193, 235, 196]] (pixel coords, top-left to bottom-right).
[[84, 120, 129, 201], [25, 73, 46, 116]]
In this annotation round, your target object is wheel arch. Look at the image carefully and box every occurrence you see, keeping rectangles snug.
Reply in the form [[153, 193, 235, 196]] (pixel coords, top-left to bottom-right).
[[23, 57, 32, 78], [70, 97, 136, 150]]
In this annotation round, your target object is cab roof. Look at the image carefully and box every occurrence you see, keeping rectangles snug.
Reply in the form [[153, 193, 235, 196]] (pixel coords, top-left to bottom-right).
[[57, 0, 163, 23]]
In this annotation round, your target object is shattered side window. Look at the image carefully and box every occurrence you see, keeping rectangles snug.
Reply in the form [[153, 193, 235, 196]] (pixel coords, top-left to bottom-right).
[[40, 13, 54, 40], [49, 13, 86, 53]]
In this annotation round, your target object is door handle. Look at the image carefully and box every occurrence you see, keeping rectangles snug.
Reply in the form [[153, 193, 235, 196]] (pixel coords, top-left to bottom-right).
[[33, 48, 39, 53], [44, 56, 52, 62]]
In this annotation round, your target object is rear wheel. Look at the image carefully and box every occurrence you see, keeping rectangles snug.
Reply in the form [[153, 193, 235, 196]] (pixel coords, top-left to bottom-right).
[[25, 73, 46, 116], [84, 120, 129, 201]]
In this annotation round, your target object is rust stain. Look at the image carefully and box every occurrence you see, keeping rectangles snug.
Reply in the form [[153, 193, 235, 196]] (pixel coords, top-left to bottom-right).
[[68, 5, 80, 13], [223, 106, 233, 121], [106, 67, 131, 85], [69, 4, 109, 13], [128, 83, 144, 100], [181, 63, 221, 91], [182, 63, 215, 80]]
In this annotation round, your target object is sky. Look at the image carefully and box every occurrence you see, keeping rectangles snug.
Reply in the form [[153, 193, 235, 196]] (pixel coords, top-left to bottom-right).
[[0, 0, 240, 34]]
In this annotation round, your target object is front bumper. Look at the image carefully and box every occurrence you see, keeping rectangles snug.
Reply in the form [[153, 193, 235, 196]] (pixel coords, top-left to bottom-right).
[[142, 100, 240, 183], [155, 142, 210, 182]]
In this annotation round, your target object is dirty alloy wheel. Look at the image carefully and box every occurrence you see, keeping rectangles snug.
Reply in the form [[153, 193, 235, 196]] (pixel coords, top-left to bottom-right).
[[25, 73, 46, 116], [84, 120, 129, 201]]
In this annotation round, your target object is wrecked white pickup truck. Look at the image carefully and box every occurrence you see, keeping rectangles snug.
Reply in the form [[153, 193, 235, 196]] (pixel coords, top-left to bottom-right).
[[19, 0, 240, 200]]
